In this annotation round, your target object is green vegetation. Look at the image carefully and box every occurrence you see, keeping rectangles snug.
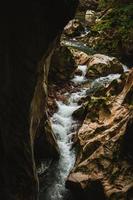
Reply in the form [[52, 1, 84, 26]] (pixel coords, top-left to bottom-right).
[[91, 1, 133, 58]]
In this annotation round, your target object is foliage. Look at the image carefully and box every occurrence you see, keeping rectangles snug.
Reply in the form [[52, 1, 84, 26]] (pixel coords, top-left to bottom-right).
[[91, 2, 133, 58]]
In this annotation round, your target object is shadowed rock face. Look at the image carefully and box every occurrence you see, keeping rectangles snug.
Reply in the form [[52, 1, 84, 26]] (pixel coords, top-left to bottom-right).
[[49, 44, 77, 84], [0, 1, 78, 199], [78, 0, 99, 11]]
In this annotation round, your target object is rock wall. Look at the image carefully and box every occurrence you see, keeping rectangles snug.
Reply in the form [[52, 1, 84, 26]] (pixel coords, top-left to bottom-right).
[[49, 44, 77, 84], [30, 38, 60, 165], [0, 1, 78, 199], [66, 69, 133, 199]]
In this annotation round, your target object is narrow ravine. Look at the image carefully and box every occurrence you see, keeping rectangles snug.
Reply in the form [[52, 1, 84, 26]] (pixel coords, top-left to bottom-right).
[[44, 65, 88, 200], [41, 63, 128, 200]]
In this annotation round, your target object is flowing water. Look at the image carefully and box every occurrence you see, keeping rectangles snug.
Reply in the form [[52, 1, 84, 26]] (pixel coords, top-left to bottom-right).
[[43, 65, 88, 200], [40, 64, 127, 200]]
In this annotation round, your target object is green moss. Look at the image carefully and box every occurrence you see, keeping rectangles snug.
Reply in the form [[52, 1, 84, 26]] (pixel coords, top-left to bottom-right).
[[91, 2, 133, 57]]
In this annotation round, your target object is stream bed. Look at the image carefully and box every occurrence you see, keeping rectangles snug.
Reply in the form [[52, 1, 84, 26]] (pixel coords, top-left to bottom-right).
[[39, 63, 127, 200], [41, 65, 88, 200]]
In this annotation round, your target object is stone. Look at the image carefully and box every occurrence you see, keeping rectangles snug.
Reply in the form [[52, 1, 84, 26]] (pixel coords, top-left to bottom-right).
[[30, 49, 60, 166], [66, 69, 133, 200], [69, 49, 90, 65], [49, 44, 77, 83], [64, 19, 84, 37], [86, 54, 124, 79], [85, 10, 96, 26]]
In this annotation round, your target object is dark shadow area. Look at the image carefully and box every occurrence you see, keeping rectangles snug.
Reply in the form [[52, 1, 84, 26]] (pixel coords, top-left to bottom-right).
[[66, 180, 106, 200], [121, 118, 133, 160]]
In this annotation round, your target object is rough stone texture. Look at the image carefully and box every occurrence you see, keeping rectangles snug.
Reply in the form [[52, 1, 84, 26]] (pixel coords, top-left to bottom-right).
[[64, 19, 84, 37], [30, 42, 60, 166], [0, 1, 78, 199], [78, 0, 99, 11], [85, 10, 96, 26], [86, 54, 124, 79], [49, 44, 77, 83], [67, 69, 133, 199], [69, 49, 90, 65]]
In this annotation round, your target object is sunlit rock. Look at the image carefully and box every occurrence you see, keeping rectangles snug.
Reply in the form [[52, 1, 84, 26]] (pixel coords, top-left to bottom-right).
[[85, 10, 96, 26], [66, 69, 133, 199], [86, 54, 124, 79]]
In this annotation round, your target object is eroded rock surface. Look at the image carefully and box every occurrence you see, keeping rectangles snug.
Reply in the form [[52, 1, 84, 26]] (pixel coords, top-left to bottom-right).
[[86, 54, 124, 79], [66, 69, 133, 199], [85, 10, 96, 26], [64, 19, 84, 37], [49, 44, 77, 83]]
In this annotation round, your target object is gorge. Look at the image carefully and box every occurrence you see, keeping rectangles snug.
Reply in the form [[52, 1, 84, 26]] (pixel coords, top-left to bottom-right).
[[0, 1, 133, 200]]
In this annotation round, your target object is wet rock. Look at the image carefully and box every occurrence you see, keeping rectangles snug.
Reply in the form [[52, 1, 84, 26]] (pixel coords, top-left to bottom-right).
[[86, 54, 124, 79], [85, 10, 96, 26], [69, 49, 90, 65], [66, 69, 133, 199], [72, 102, 88, 120], [64, 19, 84, 37], [49, 44, 77, 83]]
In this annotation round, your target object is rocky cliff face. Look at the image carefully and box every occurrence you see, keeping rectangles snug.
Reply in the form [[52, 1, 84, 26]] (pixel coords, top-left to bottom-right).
[[0, 1, 78, 199], [66, 69, 133, 199], [30, 40, 60, 166]]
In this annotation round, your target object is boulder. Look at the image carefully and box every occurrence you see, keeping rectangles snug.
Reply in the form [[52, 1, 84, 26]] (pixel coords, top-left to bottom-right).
[[64, 19, 84, 37], [49, 44, 77, 83], [66, 69, 133, 199], [69, 48, 90, 65], [86, 54, 124, 79], [85, 10, 96, 26]]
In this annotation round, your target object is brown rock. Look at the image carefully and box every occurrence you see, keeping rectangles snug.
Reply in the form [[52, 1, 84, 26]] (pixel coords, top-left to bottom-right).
[[85, 10, 96, 26], [86, 54, 124, 79], [31, 47, 60, 165], [66, 69, 133, 199], [70, 49, 90, 65], [78, 0, 99, 11]]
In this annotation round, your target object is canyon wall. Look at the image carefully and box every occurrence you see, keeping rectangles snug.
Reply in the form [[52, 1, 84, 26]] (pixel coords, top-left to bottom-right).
[[0, 1, 78, 199]]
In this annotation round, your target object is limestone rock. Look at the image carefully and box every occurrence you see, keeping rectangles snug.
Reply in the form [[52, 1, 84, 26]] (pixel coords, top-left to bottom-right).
[[64, 19, 84, 37], [66, 69, 133, 199], [85, 10, 96, 26], [31, 49, 60, 165], [49, 44, 77, 83], [69, 49, 90, 65], [86, 54, 124, 79]]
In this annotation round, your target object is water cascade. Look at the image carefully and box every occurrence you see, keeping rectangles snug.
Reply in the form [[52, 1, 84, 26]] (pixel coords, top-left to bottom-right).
[[42, 64, 127, 200]]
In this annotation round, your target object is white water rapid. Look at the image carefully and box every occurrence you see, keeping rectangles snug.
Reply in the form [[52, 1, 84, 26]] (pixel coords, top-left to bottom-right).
[[43, 64, 127, 200], [44, 65, 88, 200]]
